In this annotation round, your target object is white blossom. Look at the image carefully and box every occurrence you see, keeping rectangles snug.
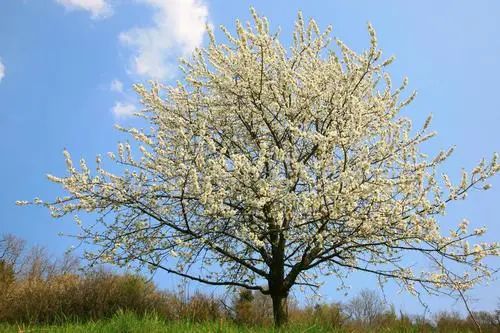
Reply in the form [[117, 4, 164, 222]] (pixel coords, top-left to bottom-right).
[[24, 9, 500, 313]]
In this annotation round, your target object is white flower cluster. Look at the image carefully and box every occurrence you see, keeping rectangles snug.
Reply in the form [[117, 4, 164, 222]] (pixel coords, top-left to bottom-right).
[[24, 9, 499, 298]]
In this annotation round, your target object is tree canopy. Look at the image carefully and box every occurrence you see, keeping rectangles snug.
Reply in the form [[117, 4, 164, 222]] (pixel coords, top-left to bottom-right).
[[22, 9, 499, 326]]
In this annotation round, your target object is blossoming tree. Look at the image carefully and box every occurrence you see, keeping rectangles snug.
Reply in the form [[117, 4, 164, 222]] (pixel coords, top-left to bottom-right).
[[23, 10, 499, 326]]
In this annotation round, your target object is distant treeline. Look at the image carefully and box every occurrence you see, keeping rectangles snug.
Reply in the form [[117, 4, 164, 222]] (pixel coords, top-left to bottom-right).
[[1, 234, 499, 332]]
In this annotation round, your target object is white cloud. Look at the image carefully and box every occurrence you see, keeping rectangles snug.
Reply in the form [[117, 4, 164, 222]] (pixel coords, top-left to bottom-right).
[[110, 79, 124, 93], [0, 60, 4, 82], [119, 0, 209, 80], [55, 0, 112, 19], [111, 101, 137, 118]]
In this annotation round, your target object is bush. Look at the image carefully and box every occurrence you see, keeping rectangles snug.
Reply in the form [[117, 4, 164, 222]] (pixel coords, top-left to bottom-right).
[[231, 289, 273, 326], [292, 303, 345, 330], [179, 292, 224, 323], [435, 311, 472, 332], [0, 270, 169, 324]]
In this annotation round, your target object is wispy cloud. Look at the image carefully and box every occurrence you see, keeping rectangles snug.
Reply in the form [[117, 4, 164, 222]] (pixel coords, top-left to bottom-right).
[[0, 59, 4, 82], [110, 79, 124, 93], [111, 101, 137, 118], [119, 0, 209, 80], [55, 0, 112, 19]]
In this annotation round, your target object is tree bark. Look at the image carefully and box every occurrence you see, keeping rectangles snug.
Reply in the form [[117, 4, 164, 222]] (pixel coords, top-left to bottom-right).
[[267, 211, 288, 327], [271, 293, 288, 327]]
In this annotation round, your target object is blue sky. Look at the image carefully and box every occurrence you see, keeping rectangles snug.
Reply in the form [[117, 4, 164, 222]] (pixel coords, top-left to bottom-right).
[[1, 0, 499, 315]]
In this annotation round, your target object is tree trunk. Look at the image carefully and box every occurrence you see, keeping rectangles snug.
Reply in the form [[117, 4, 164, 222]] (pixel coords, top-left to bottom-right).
[[268, 213, 288, 327], [271, 293, 288, 327]]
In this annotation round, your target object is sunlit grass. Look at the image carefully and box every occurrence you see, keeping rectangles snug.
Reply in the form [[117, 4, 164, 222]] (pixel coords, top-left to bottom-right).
[[0, 311, 328, 333], [0, 310, 479, 333]]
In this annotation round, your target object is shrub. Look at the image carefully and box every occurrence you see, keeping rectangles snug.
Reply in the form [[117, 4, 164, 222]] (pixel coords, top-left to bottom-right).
[[0, 268, 172, 324], [435, 311, 471, 332], [179, 292, 224, 323], [304, 303, 345, 329]]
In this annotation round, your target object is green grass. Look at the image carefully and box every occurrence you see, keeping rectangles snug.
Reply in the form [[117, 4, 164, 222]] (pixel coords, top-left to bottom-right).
[[0, 311, 342, 333], [0, 311, 472, 333]]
